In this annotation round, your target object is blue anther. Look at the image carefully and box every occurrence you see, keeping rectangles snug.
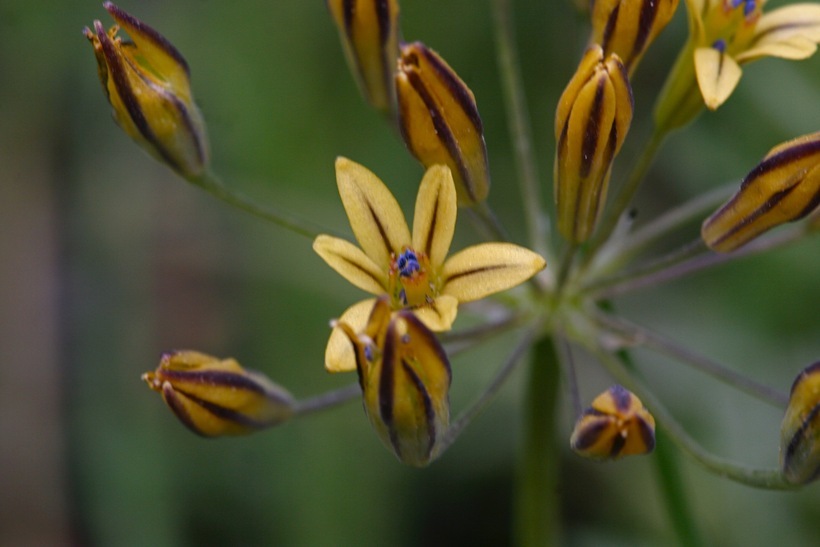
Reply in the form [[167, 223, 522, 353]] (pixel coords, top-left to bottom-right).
[[712, 38, 727, 53], [397, 249, 420, 277], [364, 344, 375, 362], [744, 0, 755, 16]]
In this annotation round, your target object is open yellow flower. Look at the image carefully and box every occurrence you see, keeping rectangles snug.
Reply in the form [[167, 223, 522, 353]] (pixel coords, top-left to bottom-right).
[[314, 158, 546, 372], [689, 0, 820, 109]]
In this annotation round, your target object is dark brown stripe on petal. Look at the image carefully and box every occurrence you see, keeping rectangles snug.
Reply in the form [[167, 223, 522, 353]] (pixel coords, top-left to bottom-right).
[[709, 183, 801, 248], [443, 263, 507, 285], [423, 186, 441, 258], [749, 20, 820, 51], [342, 0, 356, 35], [421, 46, 484, 133], [162, 383, 202, 435], [601, 3, 620, 53], [367, 201, 397, 258], [742, 137, 820, 190], [637, 417, 656, 452], [609, 384, 632, 413], [572, 418, 610, 450], [376, 0, 391, 45], [784, 402, 820, 464], [399, 311, 451, 382], [580, 77, 606, 179], [401, 358, 436, 458], [104, 2, 190, 75], [405, 70, 478, 202], [379, 320, 398, 431], [161, 369, 268, 395], [336, 251, 387, 290], [629, 0, 661, 68], [95, 22, 185, 173], [609, 431, 626, 458], [175, 387, 276, 428], [790, 361, 820, 396]]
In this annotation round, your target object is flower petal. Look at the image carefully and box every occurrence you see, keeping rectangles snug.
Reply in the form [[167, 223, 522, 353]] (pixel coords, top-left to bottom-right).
[[104, 2, 192, 96], [336, 157, 411, 268], [736, 5, 820, 62], [412, 294, 459, 331], [440, 243, 546, 302], [325, 298, 376, 372], [694, 46, 742, 110], [412, 165, 457, 267], [313, 235, 386, 295]]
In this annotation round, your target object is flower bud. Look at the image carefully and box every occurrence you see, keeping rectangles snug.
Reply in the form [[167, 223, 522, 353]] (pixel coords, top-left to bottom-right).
[[84, 2, 209, 178], [780, 362, 820, 485], [326, 0, 401, 113], [396, 42, 490, 206], [570, 384, 655, 459], [142, 350, 294, 437], [555, 46, 633, 243], [702, 132, 820, 252], [335, 297, 451, 467], [590, 0, 680, 73]]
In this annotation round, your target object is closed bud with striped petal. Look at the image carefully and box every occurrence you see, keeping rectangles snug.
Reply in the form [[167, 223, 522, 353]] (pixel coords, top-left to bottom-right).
[[142, 350, 294, 437], [570, 384, 655, 460], [702, 132, 820, 253], [590, 0, 679, 73], [555, 45, 633, 243], [335, 297, 451, 467], [327, 0, 400, 114], [396, 42, 490, 206], [781, 362, 820, 485], [84, 2, 209, 179]]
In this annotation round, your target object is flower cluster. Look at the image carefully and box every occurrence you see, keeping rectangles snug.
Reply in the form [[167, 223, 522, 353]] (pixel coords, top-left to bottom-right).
[[83, 0, 820, 542]]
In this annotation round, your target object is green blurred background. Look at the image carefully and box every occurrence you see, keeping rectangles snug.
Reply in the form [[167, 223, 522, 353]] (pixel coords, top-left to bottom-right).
[[1, 0, 818, 545]]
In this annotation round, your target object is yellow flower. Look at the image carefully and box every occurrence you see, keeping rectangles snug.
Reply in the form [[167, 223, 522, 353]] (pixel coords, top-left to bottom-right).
[[84, 2, 209, 178], [334, 297, 451, 467], [701, 131, 820, 252], [142, 350, 294, 437], [590, 0, 680, 73], [570, 384, 656, 459], [554, 45, 633, 244], [396, 41, 491, 206], [326, 0, 401, 113], [656, 0, 820, 129], [314, 158, 546, 372], [781, 362, 820, 484]]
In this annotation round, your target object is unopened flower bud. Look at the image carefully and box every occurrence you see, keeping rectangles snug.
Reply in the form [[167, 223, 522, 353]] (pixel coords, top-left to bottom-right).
[[84, 2, 209, 178], [142, 350, 294, 437], [780, 362, 820, 484], [335, 297, 451, 467], [396, 42, 490, 206], [555, 46, 633, 243], [327, 0, 401, 113], [702, 132, 820, 252], [590, 0, 680, 73], [570, 384, 655, 460]]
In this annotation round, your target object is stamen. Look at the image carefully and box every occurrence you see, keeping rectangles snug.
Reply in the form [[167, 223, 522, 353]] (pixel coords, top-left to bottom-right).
[[397, 249, 421, 277], [712, 39, 727, 53]]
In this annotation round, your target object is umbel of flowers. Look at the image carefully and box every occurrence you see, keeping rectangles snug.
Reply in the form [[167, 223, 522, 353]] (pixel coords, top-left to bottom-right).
[[86, 0, 820, 543]]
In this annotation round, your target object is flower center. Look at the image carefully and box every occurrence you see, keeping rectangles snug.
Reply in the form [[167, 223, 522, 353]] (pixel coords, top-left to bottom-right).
[[388, 247, 438, 309]]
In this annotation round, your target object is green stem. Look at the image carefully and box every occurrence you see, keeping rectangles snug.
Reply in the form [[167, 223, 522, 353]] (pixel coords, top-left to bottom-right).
[[491, 0, 551, 259], [189, 171, 332, 239], [653, 429, 702, 547], [613, 348, 701, 545], [591, 224, 811, 298], [593, 312, 788, 407], [469, 200, 510, 242], [585, 182, 736, 279], [514, 336, 561, 547], [292, 384, 361, 417], [441, 320, 544, 450]]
